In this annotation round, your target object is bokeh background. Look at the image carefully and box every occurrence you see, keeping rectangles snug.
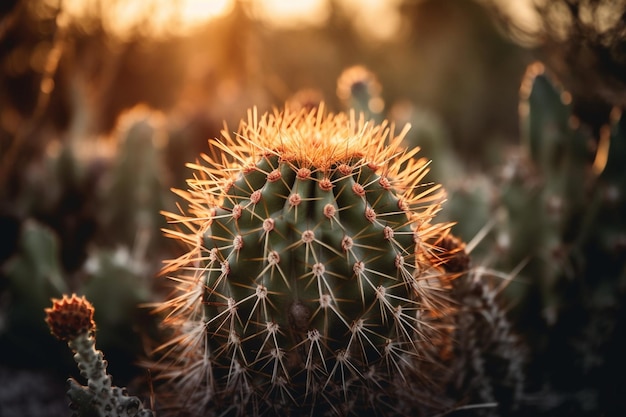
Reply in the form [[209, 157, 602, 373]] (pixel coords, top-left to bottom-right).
[[1, 0, 625, 416]]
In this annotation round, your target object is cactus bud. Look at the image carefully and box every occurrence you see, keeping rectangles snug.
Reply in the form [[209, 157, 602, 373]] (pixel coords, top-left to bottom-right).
[[45, 294, 95, 341]]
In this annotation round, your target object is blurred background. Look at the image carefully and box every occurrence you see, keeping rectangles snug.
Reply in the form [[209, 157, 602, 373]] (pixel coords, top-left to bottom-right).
[[1, 0, 625, 416]]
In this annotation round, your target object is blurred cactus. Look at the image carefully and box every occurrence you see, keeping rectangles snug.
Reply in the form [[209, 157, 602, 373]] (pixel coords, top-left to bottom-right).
[[0, 105, 175, 378], [0, 220, 68, 365], [447, 61, 626, 415], [45, 294, 154, 417], [81, 247, 155, 378], [151, 105, 472, 416], [98, 106, 171, 254], [441, 174, 495, 254], [498, 62, 592, 319], [498, 62, 625, 318], [13, 137, 103, 273], [336, 65, 385, 122]]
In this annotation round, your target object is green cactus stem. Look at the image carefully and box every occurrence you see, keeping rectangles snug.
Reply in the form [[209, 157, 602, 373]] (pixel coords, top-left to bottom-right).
[[151, 105, 465, 416], [45, 294, 154, 417], [336, 65, 385, 121]]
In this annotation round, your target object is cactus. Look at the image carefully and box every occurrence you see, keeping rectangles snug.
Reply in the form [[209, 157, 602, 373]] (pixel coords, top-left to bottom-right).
[[45, 294, 155, 417], [336, 65, 385, 122], [448, 257, 525, 416], [0, 106, 170, 373], [0, 220, 69, 366], [98, 105, 171, 253], [152, 105, 464, 416], [81, 247, 156, 377], [449, 61, 626, 415]]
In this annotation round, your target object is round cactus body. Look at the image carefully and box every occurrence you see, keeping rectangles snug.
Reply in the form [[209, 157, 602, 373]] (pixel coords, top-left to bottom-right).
[[155, 105, 459, 416]]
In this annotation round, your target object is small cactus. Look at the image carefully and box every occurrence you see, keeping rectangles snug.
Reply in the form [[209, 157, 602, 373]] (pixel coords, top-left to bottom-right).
[[45, 294, 154, 417], [152, 105, 465, 416], [336, 65, 385, 121], [98, 105, 171, 253]]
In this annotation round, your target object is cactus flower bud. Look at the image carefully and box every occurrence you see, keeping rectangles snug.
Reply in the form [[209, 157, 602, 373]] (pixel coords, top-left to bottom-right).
[[45, 294, 95, 341]]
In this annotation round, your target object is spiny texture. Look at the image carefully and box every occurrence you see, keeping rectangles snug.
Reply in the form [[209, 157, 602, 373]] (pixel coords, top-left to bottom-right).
[[154, 105, 462, 416], [45, 294, 95, 342], [45, 295, 155, 417], [450, 271, 525, 417], [499, 62, 626, 415]]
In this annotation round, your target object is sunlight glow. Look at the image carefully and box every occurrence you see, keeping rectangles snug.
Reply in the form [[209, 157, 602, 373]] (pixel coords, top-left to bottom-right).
[[248, 0, 330, 29], [340, 0, 404, 41], [58, 0, 234, 38], [57, 0, 405, 39], [483, 0, 543, 44], [177, 0, 235, 31]]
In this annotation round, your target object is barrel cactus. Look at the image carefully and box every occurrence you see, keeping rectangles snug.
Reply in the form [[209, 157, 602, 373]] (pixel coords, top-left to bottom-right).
[[153, 105, 463, 416]]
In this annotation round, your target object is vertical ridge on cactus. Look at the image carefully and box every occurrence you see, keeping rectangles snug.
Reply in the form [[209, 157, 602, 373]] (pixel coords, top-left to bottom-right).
[[151, 104, 462, 416]]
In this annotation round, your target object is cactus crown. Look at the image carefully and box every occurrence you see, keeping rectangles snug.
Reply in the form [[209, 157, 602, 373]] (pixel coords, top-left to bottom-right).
[[185, 105, 440, 208], [154, 104, 458, 416]]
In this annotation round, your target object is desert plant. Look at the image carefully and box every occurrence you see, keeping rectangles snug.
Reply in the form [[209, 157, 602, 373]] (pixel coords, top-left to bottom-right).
[[438, 60, 626, 415], [45, 294, 154, 417], [151, 104, 466, 416], [97, 105, 171, 254], [499, 62, 626, 415], [336, 65, 385, 122]]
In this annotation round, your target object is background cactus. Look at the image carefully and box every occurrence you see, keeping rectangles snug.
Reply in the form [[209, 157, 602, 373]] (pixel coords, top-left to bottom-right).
[[336, 65, 385, 123], [97, 106, 171, 255], [436, 61, 626, 416], [494, 63, 626, 416], [0, 106, 171, 386], [153, 105, 463, 416], [1, 220, 69, 367]]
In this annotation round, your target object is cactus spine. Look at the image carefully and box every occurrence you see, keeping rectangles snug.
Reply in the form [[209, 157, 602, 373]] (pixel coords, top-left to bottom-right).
[[154, 105, 462, 416]]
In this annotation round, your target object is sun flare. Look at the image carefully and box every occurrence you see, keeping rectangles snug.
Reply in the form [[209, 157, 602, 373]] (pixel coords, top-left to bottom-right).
[[57, 0, 234, 37]]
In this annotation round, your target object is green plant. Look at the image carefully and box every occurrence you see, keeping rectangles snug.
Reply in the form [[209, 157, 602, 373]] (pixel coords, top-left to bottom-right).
[[336, 65, 385, 122], [503, 62, 626, 414], [151, 105, 465, 416], [98, 105, 171, 254], [0, 105, 169, 373], [1, 220, 68, 365], [45, 294, 154, 417]]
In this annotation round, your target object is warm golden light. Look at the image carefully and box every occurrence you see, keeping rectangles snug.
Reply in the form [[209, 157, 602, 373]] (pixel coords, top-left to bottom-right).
[[482, 0, 544, 44], [55, 0, 408, 38], [178, 0, 234, 30], [248, 0, 330, 29], [343, 0, 404, 41], [592, 124, 611, 176], [57, 0, 234, 38]]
